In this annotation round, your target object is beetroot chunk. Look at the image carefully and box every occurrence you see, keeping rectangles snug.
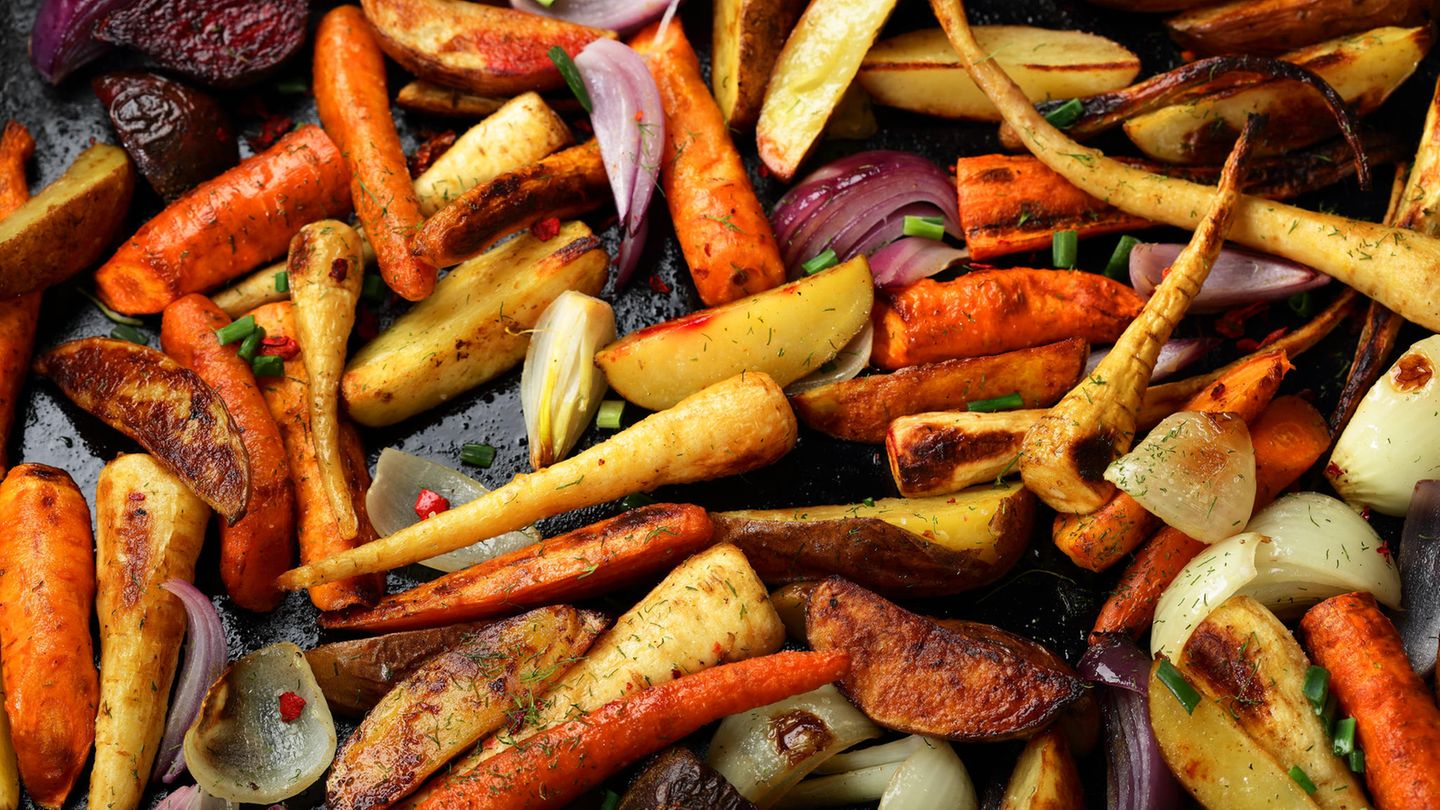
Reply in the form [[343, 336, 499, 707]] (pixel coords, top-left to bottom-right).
[[95, 0, 308, 88], [93, 71, 239, 201]]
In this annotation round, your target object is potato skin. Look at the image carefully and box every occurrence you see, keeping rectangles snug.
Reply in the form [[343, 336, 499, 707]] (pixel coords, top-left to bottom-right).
[[305, 623, 492, 716], [712, 0, 807, 130], [1166, 0, 1430, 56]]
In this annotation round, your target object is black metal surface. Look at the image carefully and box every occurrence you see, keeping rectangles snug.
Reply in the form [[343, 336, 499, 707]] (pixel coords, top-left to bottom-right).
[[1, 0, 1435, 807]]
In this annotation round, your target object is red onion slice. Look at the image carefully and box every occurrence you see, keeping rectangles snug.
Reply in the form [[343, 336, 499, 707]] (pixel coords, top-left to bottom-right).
[[869, 237, 970, 288], [1129, 243, 1329, 313], [510, 0, 676, 35], [29, 0, 139, 83], [1396, 479, 1440, 678], [154, 785, 202, 810], [1079, 635, 1185, 810], [1078, 634, 1151, 695], [154, 580, 227, 783], [1085, 337, 1216, 383]]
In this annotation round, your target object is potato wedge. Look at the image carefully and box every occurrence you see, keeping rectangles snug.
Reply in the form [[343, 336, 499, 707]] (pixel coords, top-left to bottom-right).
[[35, 338, 250, 523], [359, 0, 614, 95], [326, 605, 606, 810], [1125, 26, 1431, 164], [1178, 596, 1366, 808], [808, 577, 1085, 741], [396, 80, 506, 119], [1085, 0, 1217, 11], [887, 410, 1042, 497], [0, 144, 134, 297], [791, 339, 1087, 444], [858, 27, 1140, 121], [342, 221, 608, 427], [1166, 0, 1429, 56], [597, 257, 874, 411], [712, 483, 1034, 597], [712, 0, 806, 130], [756, 0, 899, 181], [305, 623, 491, 716], [1000, 726, 1084, 810]]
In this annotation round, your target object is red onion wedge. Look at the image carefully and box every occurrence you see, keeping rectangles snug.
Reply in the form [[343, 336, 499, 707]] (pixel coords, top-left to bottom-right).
[[1396, 479, 1440, 679], [511, 0, 679, 35], [1129, 243, 1329, 313], [574, 39, 664, 286], [1085, 337, 1216, 383], [154, 580, 227, 783], [869, 237, 970, 288], [29, 0, 138, 83], [154, 784, 202, 810], [1080, 635, 1185, 810]]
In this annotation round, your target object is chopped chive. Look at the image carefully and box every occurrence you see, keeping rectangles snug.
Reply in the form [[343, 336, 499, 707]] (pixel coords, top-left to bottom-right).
[[1318, 692, 1339, 736], [237, 326, 267, 362], [110, 324, 147, 345], [600, 790, 620, 810], [1333, 716, 1356, 756], [361, 274, 385, 303], [620, 492, 655, 510], [1052, 229, 1078, 269], [251, 354, 283, 377], [275, 77, 308, 94], [215, 315, 257, 345], [967, 392, 1024, 413], [596, 400, 625, 430], [902, 215, 946, 241], [274, 271, 289, 293], [79, 288, 144, 326], [801, 248, 838, 275], [1104, 235, 1140, 280], [1288, 291, 1314, 317], [1044, 98, 1085, 129], [1349, 748, 1365, 773], [1289, 765, 1318, 794], [461, 442, 496, 468], [548, 46, 592, 113], [862, 496, 876, 508], [1156, 659, 1201, 714], [1303, 665, 1330, 709]]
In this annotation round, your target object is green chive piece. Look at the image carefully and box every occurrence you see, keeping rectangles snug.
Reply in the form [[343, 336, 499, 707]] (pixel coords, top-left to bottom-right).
[[862, 496, 876, 508], [274, 271, 289, 293], [1303, 665, 1330, 709], [1319, 692, 1339, 736], [548, 46, 592, 113], [1156, 659, 1201, 715], [620, 492, 655, 510], [1052, 229, 1078, 269], [461, 442, 496, 469], [110, 324, 147, 345], [596, 400, 625, 430], [1333, 716, 1357, 756], [1289, 765, 1318, 794], [215, 315, 257, 346], [79, 288, 144, 326], [967, 392, 1024, 413], [600, 790, 620, 810], [902, 215, 946, 241], [237, 326, 267, 363], [251, 354, 283, 377], [275, 77, 308, 94], [1349, 748, 1365, 773], [1104, 235, 1140, 280], [1043, 98, 1085, 129], [361, 274, 385, 302], [1288, 290, 1314, 317], [801, 248, 839, 275]]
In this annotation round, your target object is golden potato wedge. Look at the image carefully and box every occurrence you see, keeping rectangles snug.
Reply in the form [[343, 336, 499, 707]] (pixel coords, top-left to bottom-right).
[[807, 577, 1085, 741], [858, 27, 1140, 121], [1166, 0, 1430, 56], [713, 483, 1034, 597], [793, 339, 1088, 443], [1000, 726, 1084, 810], [0, 144, 134, 297], [326, 606, 606, 810], [756, 0, 899, 180], [887, 409, 1042, 497], [35, 338, 250, 523], [342, 221, 608, 427], [359, 0, 614, 95], [395, 80, 506, 119], [1148, 658, 1321, 808], [597, 257, 874, 411], [304, 623, 491, 716], [1178, 596, 1366, 808], [713, 0, 807, 130], [1125, 26, 1431, 164]]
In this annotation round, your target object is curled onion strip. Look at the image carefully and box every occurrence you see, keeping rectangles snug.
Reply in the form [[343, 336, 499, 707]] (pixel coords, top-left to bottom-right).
[[154, 580, 226, 783]]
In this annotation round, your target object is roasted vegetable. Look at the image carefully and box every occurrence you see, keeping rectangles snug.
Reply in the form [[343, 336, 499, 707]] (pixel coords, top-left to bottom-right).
[[0, 122, 39, 476], [621, 748, 757, 810], [29, 0, 136, 82], [395, 80, 507, 118], [1000, 726, 1084, 810], [712, 0, 806, 129], [305, 623, 489, 716], [95, 0, 307, 87], [92, 71, 237, 201], [886, 409, 1041, 497], [521, 291, 616, 469], [1166, 0, 1429, 56]]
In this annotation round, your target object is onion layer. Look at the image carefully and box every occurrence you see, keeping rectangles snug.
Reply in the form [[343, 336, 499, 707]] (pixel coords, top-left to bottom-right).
[[1129, 243, 1330, 313], [29, 0, 137, 83], [1397, 480, 1440, 678], [521, 290, 616, 467], [1080, 637, 1184, 810], [868, 238, 969, 288], [1085, 337, 1216, 383], [877, 737, 977, 810], [154, 580, 226, 783], [510, 0, 676, 34], [785, 323, 873, 395]]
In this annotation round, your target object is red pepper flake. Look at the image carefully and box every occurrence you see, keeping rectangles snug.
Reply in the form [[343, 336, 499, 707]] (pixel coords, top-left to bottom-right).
[[635, 110, 645, 122], [1378, 540, 1393, 561], [1325, 461, 1344, 479], [247, 113, 294, 152], [259, 336, 300, 360], [415, 488, 450, 520], [1216, 302, 1270, 340], [757, 164, 770, 179], [647, 274, 671, 294], [530, 217, 562, 242], [408, 129, 457, 176], [278, 691, 305, 722]]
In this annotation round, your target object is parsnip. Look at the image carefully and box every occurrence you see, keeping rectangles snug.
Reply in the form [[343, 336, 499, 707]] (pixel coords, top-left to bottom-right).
[[211, 263, 289, 318], [279, 372, 799, 590], [90, 454, 210, 810], [287, 220, 364, 539], [886, 410, 1041, 497]]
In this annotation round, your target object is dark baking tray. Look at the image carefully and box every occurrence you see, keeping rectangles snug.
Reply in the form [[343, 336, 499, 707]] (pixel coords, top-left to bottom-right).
[[2, 0, 1433, 807]]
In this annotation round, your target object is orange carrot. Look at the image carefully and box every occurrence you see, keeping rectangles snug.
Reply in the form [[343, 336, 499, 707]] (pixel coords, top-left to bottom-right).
[[1054, 349, 1290, 572], [0, 123, 40, 474], [1301, 592, 1440, 810], [321, 503, 715, 632], [0, 465, 97, 808], [94, 124, 351, 315], [0, 122, 33, 217], [870, 269, 1144, 369], [161, 294, 295, 611], [1091, 394, 1330, 641], [631, 20, 786, 306], [416, 650, 850, 810], [314, 5, 436, 301], [249, 302, 383, 612]]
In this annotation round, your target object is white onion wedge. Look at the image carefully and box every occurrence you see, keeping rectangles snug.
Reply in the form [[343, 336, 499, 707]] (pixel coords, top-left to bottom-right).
[[520, 291, 616, 469], [777, 762, 901, 808], [878, 737, 977, 810], [814, 735, 931, 775]]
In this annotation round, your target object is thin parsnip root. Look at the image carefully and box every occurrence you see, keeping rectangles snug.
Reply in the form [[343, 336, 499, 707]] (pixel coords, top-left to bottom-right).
[[1019, 118, 1259, 514], [210, 263, 289, 318], [278, 372, 798, 590]]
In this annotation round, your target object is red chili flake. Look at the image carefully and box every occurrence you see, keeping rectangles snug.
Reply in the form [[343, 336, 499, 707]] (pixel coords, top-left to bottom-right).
[[278, 691, 305, 722], [259, 336, 300, 360], [1325, 461, 1344, 479], [635, 110, 645, 122], [530, 217, 562, 242], [408, 129, 457, 176], [415, 488, 450, 520], [1378, 541, 1393, 561], [1216, 301, 1270, 340], [647, 274, 671, 294], [247, 113, 294, 152], [757, 164, 771, 179]]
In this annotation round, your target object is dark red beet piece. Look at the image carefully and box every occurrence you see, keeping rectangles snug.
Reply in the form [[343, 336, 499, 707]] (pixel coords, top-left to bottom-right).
[[95, 0, 308, 88], [93, 71, 239, 201]]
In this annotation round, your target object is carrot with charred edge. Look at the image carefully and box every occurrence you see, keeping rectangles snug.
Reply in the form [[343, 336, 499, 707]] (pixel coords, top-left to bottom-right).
[[631, 20, 786, 306], [0, 123, 32, 217], [1054, 349, 1290, 572], [870, 269, 1144, 369], [415, 650, 850, 810], [314, 6, 436, 301], [0, 123, 40, 476], [94, 124, 351, 315], [0, 465, 97, 809], [321, 503, 715, 632], [1301, 591, 1440, 810], [161, 294, 295, 612], [1091, 394, 1330, 641], [250, 302, 383, 611]]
